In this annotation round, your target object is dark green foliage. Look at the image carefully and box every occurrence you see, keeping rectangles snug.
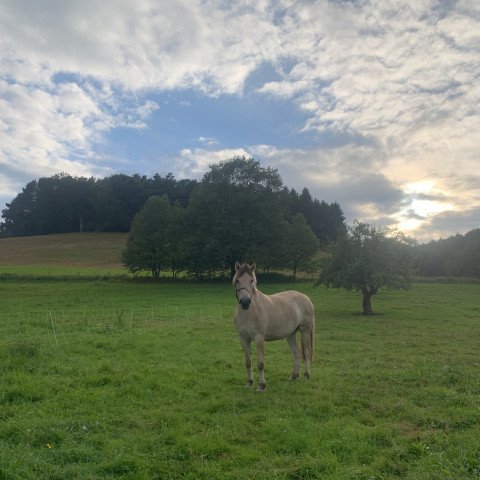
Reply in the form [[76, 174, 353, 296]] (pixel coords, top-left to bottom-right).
[[95, 174, 151, 232], [1, 157, 345, 277], [1, 165, 341, 247], [122, 196, 185, 279], [415, 229, 480, 279], [282, 213, 319, 277], [186, 157, 292, 277], [289, 187, 345, 245], [0, 180, 39, 236], [1, 174, 97, 236], [1, 172, 198, 237], [318, 221, 415, 314]]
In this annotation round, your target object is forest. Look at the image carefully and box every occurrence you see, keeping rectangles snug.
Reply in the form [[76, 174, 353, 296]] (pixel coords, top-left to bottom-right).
[[0, 157, 345, 277], [1, 156, 479, 279]]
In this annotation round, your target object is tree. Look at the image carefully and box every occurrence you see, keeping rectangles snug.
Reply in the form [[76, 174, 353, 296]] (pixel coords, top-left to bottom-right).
[[318, 222, 415, 315], [1, 180, 39, 236], [122, 196, 184, 280], [0, 174, 97, 236], [414, 229, 480, 279], [186, 156, 287, 278], [35, 174, 96, 233], [96, 174, 150, 232], [148, 173, 198, 208], [283, 213, 319, 277], [288, 188, 346, 245]]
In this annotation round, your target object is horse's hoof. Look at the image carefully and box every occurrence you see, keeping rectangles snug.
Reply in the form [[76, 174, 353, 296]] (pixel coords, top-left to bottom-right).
[[256, 383, 266, 392], [289, 374, 299, 381], [245, 380, 254, 388], [304, 372, 310, 380]]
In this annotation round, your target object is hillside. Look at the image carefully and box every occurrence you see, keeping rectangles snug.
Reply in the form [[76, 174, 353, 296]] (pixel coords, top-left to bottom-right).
[[0, 232, 128, 269]]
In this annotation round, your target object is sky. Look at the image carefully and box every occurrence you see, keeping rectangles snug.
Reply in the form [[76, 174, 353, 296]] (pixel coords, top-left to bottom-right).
[[0, 0, 479, 242]]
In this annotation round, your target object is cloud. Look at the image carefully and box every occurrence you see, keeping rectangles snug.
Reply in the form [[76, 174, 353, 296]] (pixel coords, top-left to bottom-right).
[[0, 0, 281, 197], [178, 142, 406, 226], [0, 0, 279, 94], [424, 207, 480, 240], [174, 147, 250, 178], [197, 137, 219, 147], [0, 80, 107, 178], [1, 0, 479, 241]]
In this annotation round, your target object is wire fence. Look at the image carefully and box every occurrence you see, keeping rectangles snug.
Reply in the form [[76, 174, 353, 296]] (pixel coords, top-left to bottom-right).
[[0, 305, 229, 348]]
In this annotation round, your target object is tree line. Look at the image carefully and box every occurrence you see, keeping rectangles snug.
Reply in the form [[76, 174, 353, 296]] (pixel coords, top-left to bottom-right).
[[0, 172, 198, 236], [3, 156, 478, 281], [414, 229, 480, 279], [1, 157, 346, 277]]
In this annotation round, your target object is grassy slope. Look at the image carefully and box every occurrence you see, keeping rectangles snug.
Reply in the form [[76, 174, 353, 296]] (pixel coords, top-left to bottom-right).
[[1, 278, 479, 479], [0, 232, 128, 275]]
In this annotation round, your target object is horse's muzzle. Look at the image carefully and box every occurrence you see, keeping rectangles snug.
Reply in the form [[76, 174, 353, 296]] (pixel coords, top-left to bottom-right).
[[239, 298, 251, 310]]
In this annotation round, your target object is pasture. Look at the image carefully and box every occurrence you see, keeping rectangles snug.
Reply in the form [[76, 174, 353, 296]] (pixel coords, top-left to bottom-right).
[[1, 277, 479, 479]]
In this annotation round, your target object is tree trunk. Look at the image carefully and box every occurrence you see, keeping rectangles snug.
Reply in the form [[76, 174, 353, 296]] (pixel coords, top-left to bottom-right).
[[230, 262, 236, 280], [362, 291, 373, 315], [152, 268, 160, 281]]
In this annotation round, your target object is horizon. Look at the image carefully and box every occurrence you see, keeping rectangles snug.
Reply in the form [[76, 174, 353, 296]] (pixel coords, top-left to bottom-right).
[[1, 1, 479, 243], [1, 167, 477, 245]]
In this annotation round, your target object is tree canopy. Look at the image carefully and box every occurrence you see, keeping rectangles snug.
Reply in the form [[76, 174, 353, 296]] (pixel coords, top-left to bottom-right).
[[122, 196, 185, 279], [415, 229, 480, 279], [1, 173, 198, 237], [186, 157, 289, 278]]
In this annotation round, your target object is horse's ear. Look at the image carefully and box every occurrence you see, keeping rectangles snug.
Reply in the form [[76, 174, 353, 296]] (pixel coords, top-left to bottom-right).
[[251, 262, 256, 272], [235, 261, 241, 272]]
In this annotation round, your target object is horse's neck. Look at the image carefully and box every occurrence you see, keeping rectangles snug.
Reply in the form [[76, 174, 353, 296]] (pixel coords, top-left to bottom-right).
[[252, 288, 267, 303]]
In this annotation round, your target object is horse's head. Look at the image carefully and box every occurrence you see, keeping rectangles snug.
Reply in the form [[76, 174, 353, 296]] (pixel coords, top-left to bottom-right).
[[233, 261, 257, 310]]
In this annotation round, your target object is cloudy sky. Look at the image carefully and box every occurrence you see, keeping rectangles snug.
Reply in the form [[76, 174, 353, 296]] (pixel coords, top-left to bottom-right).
[[1, 0, 479, 241]]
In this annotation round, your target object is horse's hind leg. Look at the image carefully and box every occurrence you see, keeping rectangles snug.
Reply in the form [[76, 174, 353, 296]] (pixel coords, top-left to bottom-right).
[[300, 327, 313, 379], [239, 336, 254, 388], [286, 332, 301, 380]]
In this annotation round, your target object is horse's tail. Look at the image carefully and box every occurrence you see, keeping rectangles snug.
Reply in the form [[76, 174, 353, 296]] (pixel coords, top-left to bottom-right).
[[300, 314, 315, 364], [310, 318, 315, 364]]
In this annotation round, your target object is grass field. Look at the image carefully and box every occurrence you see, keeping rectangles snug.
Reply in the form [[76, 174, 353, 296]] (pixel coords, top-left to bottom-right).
[[0, 233, 128, 273], [1, 275, 479, 479]]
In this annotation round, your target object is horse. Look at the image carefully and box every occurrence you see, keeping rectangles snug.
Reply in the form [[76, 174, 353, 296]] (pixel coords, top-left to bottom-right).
[[232, 261, 315, 391]]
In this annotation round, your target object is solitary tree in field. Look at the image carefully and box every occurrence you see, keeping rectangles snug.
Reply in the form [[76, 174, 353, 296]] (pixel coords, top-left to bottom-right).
[[122, 196, 185, 280], [318, 222, 415, 315]]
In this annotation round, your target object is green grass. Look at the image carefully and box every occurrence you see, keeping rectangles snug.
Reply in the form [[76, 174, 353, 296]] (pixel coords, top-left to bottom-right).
[[1, 278, 479, 479]]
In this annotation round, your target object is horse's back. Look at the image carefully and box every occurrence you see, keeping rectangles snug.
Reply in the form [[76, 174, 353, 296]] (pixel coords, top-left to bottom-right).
[[269, 290, 314, 317], [265, 290, 314, 338]]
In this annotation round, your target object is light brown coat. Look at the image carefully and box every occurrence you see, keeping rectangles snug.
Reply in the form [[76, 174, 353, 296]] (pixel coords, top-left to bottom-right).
[[233, 262, 315, 391]]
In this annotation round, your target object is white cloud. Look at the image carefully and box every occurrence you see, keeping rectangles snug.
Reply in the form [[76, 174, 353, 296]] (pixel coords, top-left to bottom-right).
[[1, 0, 479, 240], [175, 147, 250, 178], [0, 80, 105, 176], [0, 0, 279, 94], [198, 136, 219, 147]]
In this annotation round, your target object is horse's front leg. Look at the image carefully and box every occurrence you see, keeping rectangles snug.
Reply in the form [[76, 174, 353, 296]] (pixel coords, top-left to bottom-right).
[[239, 336, 254, 388], [254, 334, 266, 392]]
